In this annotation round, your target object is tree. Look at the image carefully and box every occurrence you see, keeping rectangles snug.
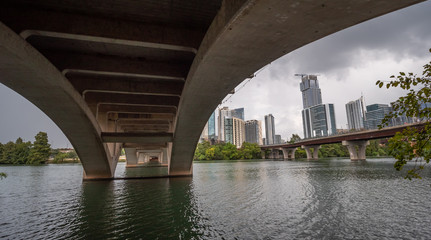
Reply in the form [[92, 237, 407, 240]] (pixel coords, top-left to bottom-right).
[[376, 48, 431, 179], [288, 134, 301, 143], [239, 142, 262, 159], [28, 132, 51, 164], [12, 138, 32, 164]]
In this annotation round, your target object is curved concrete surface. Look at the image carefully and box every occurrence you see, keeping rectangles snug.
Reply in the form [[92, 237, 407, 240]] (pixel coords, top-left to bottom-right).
[[0, 23, 114, 179], [170, 0, 422, 175]]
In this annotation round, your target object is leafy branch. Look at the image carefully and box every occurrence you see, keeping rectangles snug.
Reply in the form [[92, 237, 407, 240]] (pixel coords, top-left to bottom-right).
[[376, 48, 431, 179]]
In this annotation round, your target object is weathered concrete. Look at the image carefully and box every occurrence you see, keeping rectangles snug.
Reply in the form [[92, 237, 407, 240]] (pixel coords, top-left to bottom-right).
[[0, 0, 422, 179], [125, 148, 138, 166], [169, 0, 422, 175], [302, 145, 321, 160], [342, 140, 370, 161], [0, 22, 115, 179], [281, 148, 297, 160]]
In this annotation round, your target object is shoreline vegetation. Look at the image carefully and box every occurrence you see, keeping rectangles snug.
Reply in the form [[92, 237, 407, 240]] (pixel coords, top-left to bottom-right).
[[0, 132, 390, 166], [193, 139, 391, 161]]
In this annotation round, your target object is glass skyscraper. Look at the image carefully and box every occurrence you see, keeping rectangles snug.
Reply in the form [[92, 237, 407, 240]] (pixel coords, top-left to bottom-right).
[[345, 96, 366, 130], [300, 75, 336, 138], [364, 104, 392, 130], [264, 114, 275, 145], [208, 111, 215, 139], [300, 75, 322, 108], [302, 104, 336, 138]]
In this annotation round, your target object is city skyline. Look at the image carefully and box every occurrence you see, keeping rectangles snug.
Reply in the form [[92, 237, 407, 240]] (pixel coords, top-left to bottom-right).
[[0, 1, 430, 147]]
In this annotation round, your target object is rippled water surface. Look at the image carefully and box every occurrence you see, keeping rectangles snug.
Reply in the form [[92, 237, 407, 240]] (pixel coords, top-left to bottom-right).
[[1, 158, 431, 239]]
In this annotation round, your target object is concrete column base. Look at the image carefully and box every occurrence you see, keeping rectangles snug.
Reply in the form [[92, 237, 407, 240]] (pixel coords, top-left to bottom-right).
[[282, 147, 297, 160], [302, 145, 320, 160], [342, 140, 370, 160]]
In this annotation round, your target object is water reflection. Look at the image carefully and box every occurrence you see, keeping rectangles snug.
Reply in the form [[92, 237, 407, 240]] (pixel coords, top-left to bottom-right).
[[73, 177, 207, 239], [1, 159, 431, 239]]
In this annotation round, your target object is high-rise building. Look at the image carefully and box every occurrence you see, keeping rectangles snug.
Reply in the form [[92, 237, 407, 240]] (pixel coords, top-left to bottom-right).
[[245, 120, 263, 145], [200, 111, 216, 142], [275, 135, 282, 144], [230, 108, 244, 120], [300, 74, 322, 108], [345, 96, 366, 130], [218, 107, 231, 142], [224, 117, 245, 148], [299, 75, 337, 139], [264, 114, 275, 145], [302, 103, 336, 138], [364, 104, 392, 130], [218, 107, 245, 142], [208, 111, 216, 140]]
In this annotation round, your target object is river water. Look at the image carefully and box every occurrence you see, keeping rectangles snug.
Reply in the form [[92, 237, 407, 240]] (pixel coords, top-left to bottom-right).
[[1, 158, 431, 239]]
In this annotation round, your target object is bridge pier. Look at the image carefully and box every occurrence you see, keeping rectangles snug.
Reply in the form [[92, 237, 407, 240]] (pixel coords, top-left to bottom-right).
[[342, 140, 369, 161], [125, 148, 138, 167], [302, 145, 320, 160], [281, 147, 297, 160]]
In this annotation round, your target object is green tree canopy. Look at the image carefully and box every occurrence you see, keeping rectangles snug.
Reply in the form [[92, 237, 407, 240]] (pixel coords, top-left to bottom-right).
[[376, 48, 431, 179], [28, 132, 51, 164]]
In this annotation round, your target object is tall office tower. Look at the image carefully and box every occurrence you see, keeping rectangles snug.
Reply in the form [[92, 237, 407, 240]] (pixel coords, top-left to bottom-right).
[[200, 122, 209, 142], [365, 104, 392, 130], [218, 107, 231, 141], [300, 74, 322, 108], [245, 120, 263, 145], [224, 117, 245, 148], [345, 96, 367, 130], [208, 111, 216, 140], [230, 108, 245, 120], [200, 111, 216, 142], [275, 135, 282, 144], [264, 114, 275, 145], [302, 103, 336, 138]]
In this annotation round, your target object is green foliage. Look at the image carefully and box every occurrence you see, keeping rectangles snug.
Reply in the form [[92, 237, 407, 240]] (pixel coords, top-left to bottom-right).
[[194, 141, 262, 160], [28, 132, 51, 164], [13, 138, 32, 164], [376, 48, 431, 179], [318, 143, 349, 158], [288, 134, 301, 143], [0, 172, 6, 179]]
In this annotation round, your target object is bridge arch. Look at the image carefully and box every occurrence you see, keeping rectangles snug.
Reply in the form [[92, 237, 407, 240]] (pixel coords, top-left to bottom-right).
[[0, 0, 422, 179]]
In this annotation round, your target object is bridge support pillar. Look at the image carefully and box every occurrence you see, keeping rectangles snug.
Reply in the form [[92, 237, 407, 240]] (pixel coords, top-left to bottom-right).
[[342, 140, 369, 160], [125, 148, 138, 167], [281, 147, 297, 160], [302, 145, 320, 160], [261, 150, 266, 159]]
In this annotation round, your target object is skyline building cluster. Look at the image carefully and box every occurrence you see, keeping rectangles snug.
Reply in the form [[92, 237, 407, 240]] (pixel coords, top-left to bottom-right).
[[345, 98, 418, 131], [201, 74, 426, 146]]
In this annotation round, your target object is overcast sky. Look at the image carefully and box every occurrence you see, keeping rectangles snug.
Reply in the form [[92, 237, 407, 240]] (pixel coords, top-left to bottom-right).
[[1, 1, 431, 147]]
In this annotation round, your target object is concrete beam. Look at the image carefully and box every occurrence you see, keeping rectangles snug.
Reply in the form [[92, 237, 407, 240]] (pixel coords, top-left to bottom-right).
[[100, 105, 177, 115], [118, 119, 171, 125], [85, 92, 180, 107], [101, 132, 173, 144], [123, 143, 168, 149], [0, 6, 204, 49], [41, 51, 189, 79], [69, 76, 184, 96]]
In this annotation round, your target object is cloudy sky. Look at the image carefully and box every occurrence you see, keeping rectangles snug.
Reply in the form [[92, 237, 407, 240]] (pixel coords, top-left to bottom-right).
[[1, 1, 431, 147]]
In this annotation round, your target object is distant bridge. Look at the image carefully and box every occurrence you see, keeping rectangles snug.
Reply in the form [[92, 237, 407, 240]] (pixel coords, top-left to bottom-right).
[[261, 122, 426, 160], [0, 0, 423, 179]]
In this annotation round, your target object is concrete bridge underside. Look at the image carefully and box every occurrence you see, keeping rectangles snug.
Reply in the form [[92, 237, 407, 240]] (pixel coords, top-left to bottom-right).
[[0, 0, 421, 179]]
